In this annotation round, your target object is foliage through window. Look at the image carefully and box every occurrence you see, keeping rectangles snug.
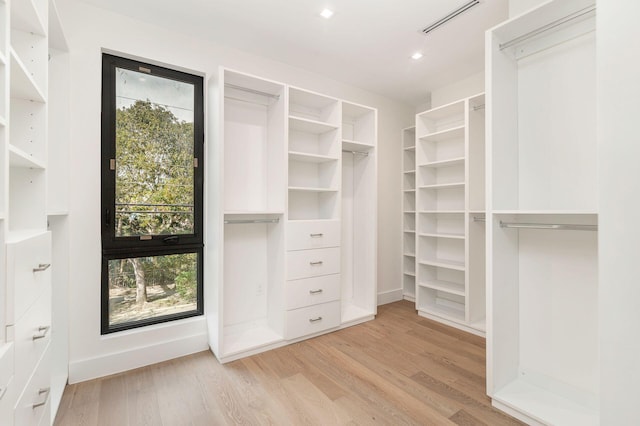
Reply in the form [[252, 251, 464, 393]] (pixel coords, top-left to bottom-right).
[[101, 54, 204, 334]]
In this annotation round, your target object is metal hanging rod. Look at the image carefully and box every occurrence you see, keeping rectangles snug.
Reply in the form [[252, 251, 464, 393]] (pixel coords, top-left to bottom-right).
[[224, 95, 271, 107], [500, 221, 597, 231], [224, 83, 280, 100], [499, 4, 596, 51], [472, 104, 485, 111], [473, 216, 485, 222], [224, 218, 280, 225], [420, 0, 480, 36], [342, 150, 369, 156]]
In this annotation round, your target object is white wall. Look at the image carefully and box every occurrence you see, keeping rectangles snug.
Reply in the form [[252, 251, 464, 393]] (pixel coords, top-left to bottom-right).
[[598, 0, 640, 423], [59, 0, 413, 382], [428, 71, 484, 110]]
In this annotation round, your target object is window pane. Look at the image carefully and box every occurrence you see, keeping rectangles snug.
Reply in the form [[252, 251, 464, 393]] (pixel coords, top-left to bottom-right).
[[108, 253, 198, 327], [115, 68, 195, 237]]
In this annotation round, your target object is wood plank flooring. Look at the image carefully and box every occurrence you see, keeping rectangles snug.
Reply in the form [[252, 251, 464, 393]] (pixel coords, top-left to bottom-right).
[[54, 301, 523, 425]]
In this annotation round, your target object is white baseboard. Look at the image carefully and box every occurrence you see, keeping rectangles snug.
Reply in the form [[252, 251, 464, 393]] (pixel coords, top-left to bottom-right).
[[68, 332, 209, 384], [377, 288, 403, 305]]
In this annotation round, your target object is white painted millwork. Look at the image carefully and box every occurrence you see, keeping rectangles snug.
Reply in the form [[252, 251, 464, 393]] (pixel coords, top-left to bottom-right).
[[0, 0, 69, 424], [413, 93, 486, 335], [208, 68, 377, 362], [401, 126, 416, 302], [486, 0, 598, 424]]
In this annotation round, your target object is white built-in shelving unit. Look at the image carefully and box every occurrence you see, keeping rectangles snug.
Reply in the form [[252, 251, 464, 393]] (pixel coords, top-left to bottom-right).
[[0, 0, 69, 424], [401, 126, 416, 302], [414, 93, 486, 336], [486, 0, 598, 424], [207, 68, 377, 363]]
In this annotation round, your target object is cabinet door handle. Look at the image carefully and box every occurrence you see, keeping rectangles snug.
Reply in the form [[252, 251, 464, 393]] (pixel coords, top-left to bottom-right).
[[33, 263, 51, 273], [310, 233, 324, 238], [32, 387, 50, 409], [309, 289, 323, 294], [309, 317, 323, 323], [309, 261, 323, 266], [33, 325, 51, 341]]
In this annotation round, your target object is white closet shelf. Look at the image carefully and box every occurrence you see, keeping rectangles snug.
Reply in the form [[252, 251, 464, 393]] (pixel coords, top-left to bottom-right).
[[288, 151, 339, 163], [418, 232, 465, 240], [419, 302, 465, 322], [403, 189, 416, 193], [10, 0, 46, 35], [404, 252, 416, 258], [419, 210, 465, 214], [224, 211, 284, 215], [419, 258, 466, 272], [419, 182, 465, 190], [287, 218, 339, 223], [417, 125, 465, 142], [8, 144, 46, 169], [492, 379, 598, 426], [404, 170, 416, 174], [10, 48, 46, 102], [419, 157, 465, 168], [403, 229, 416, 233], [492, 210, 598, 216], [343, 139, 374, 152], [289, 115, 339, 134], [403, 146, 416, 152], [288, 186, 339, 193], [404, 210, 417, 214], [417, 99, 465, 121], [403, 271, 416, 277], [418, 279, 465, 296], [47, 211, 69, 217]]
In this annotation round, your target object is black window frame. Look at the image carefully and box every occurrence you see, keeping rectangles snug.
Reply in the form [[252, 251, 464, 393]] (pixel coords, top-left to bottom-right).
[[100, 53, 204, 334]]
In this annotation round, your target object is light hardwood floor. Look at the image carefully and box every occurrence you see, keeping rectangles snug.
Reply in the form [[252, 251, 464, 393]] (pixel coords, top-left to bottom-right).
[[54, 301, 522, 425]]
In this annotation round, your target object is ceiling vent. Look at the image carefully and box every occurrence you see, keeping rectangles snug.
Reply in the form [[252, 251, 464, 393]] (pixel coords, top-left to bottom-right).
[[420, 0, 480, 36]]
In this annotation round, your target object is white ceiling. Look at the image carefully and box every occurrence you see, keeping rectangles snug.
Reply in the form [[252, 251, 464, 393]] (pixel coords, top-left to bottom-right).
[[77, 0, 509, 106]]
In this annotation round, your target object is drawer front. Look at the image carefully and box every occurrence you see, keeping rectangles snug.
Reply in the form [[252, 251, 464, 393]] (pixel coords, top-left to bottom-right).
[[285, 274, 341, 310], [287, 220, 340, 251], [0, 344, 15, 426], [14, 346, 51, 426], [14, 284, 52, 393], [6, 232, 52, 325], [286, 247, 340, 281], [285, 300, 341, 340]]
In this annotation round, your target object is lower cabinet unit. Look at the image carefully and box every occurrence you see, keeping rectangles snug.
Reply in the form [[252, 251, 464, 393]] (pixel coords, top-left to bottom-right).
[[14, 345, 51, 426], [0, 344, 15, 424], [207, 68, 377, 362]]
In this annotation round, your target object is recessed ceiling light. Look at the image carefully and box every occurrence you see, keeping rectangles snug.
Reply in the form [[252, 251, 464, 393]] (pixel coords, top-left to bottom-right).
[[411, 52, 424, 60], [320, 8, 334, 19]]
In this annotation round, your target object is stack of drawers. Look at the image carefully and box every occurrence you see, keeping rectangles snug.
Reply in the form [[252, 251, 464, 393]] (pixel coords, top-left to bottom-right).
[[1, 231, 52, 426], [285, 220, 341, 339]]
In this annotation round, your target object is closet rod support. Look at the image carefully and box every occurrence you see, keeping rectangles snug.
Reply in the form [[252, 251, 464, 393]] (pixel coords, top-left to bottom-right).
[[224, 218, 280, 224], [499, 221, 597, 231], [224, 83, 280, 100], [499, 4, 595, 51]]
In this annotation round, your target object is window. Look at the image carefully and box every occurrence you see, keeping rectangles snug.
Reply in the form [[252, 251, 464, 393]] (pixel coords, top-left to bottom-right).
[[101, 54, 204, 334]]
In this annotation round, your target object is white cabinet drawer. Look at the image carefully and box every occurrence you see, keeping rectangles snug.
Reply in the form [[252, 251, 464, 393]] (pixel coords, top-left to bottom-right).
[[285, 301, 341, 340], [287, 220, 340, 251], [14, 346, 51, 426], [286, 274, 340, 310], [0, 344, 15, 426], [6, 232, 52, 325], [286, 247, 340, 280], [14, 284, 52, 394]]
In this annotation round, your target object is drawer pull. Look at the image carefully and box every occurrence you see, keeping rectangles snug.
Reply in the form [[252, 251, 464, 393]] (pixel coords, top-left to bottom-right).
[[33, 263, 51, 273], [33, 325, 51, 341], [310, 233, 324, 238], [0, 386, 6, 400], [309, 317, 323, 323], [309, 261, 323, 266], [309, 289, 323, 294], [32, 387, 50, 409]]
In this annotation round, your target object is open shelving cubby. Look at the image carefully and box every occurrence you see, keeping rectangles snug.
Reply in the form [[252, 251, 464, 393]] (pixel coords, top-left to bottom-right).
[[486, 1, 598, 424]]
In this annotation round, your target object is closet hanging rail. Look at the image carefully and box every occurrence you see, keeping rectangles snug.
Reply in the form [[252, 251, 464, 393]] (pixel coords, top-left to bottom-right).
[[499, 221, 597, 231], [499, 4, 595, 51], [342, 150, 369, 156], [224, 83, 280, 100], [224, 218, 280, 224], [473, 216, 485, 222]]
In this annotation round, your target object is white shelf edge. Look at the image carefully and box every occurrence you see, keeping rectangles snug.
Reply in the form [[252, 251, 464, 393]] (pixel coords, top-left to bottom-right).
[[342, 139, 375, 150], [418, 279, 465, 296], [224, 211, 285, 215], [288, 186, 339, 193], [417, 304, 465, 323], [289, 115, 339, 132], [288, 150, 339, 162], [404, 170, 416, 174], [403, 230, 416, 233], [287, 218, 339, 223], [418, 232, 465, 240], [419, 182, 465, 190], [8, 144, 46, 169], [403, 252, 416, 257], [419, 157, 466, 168], [6, 228, 48, 244], [10, 48, 46, 102], [417, 124, 465, 141], [491, 210, 598, 215], [418, 259, 466, 272], [47, 210, 69, 217], [403, 146, 416, 151], [403, 189, 416, 193], [419, 210, 465, 214]]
